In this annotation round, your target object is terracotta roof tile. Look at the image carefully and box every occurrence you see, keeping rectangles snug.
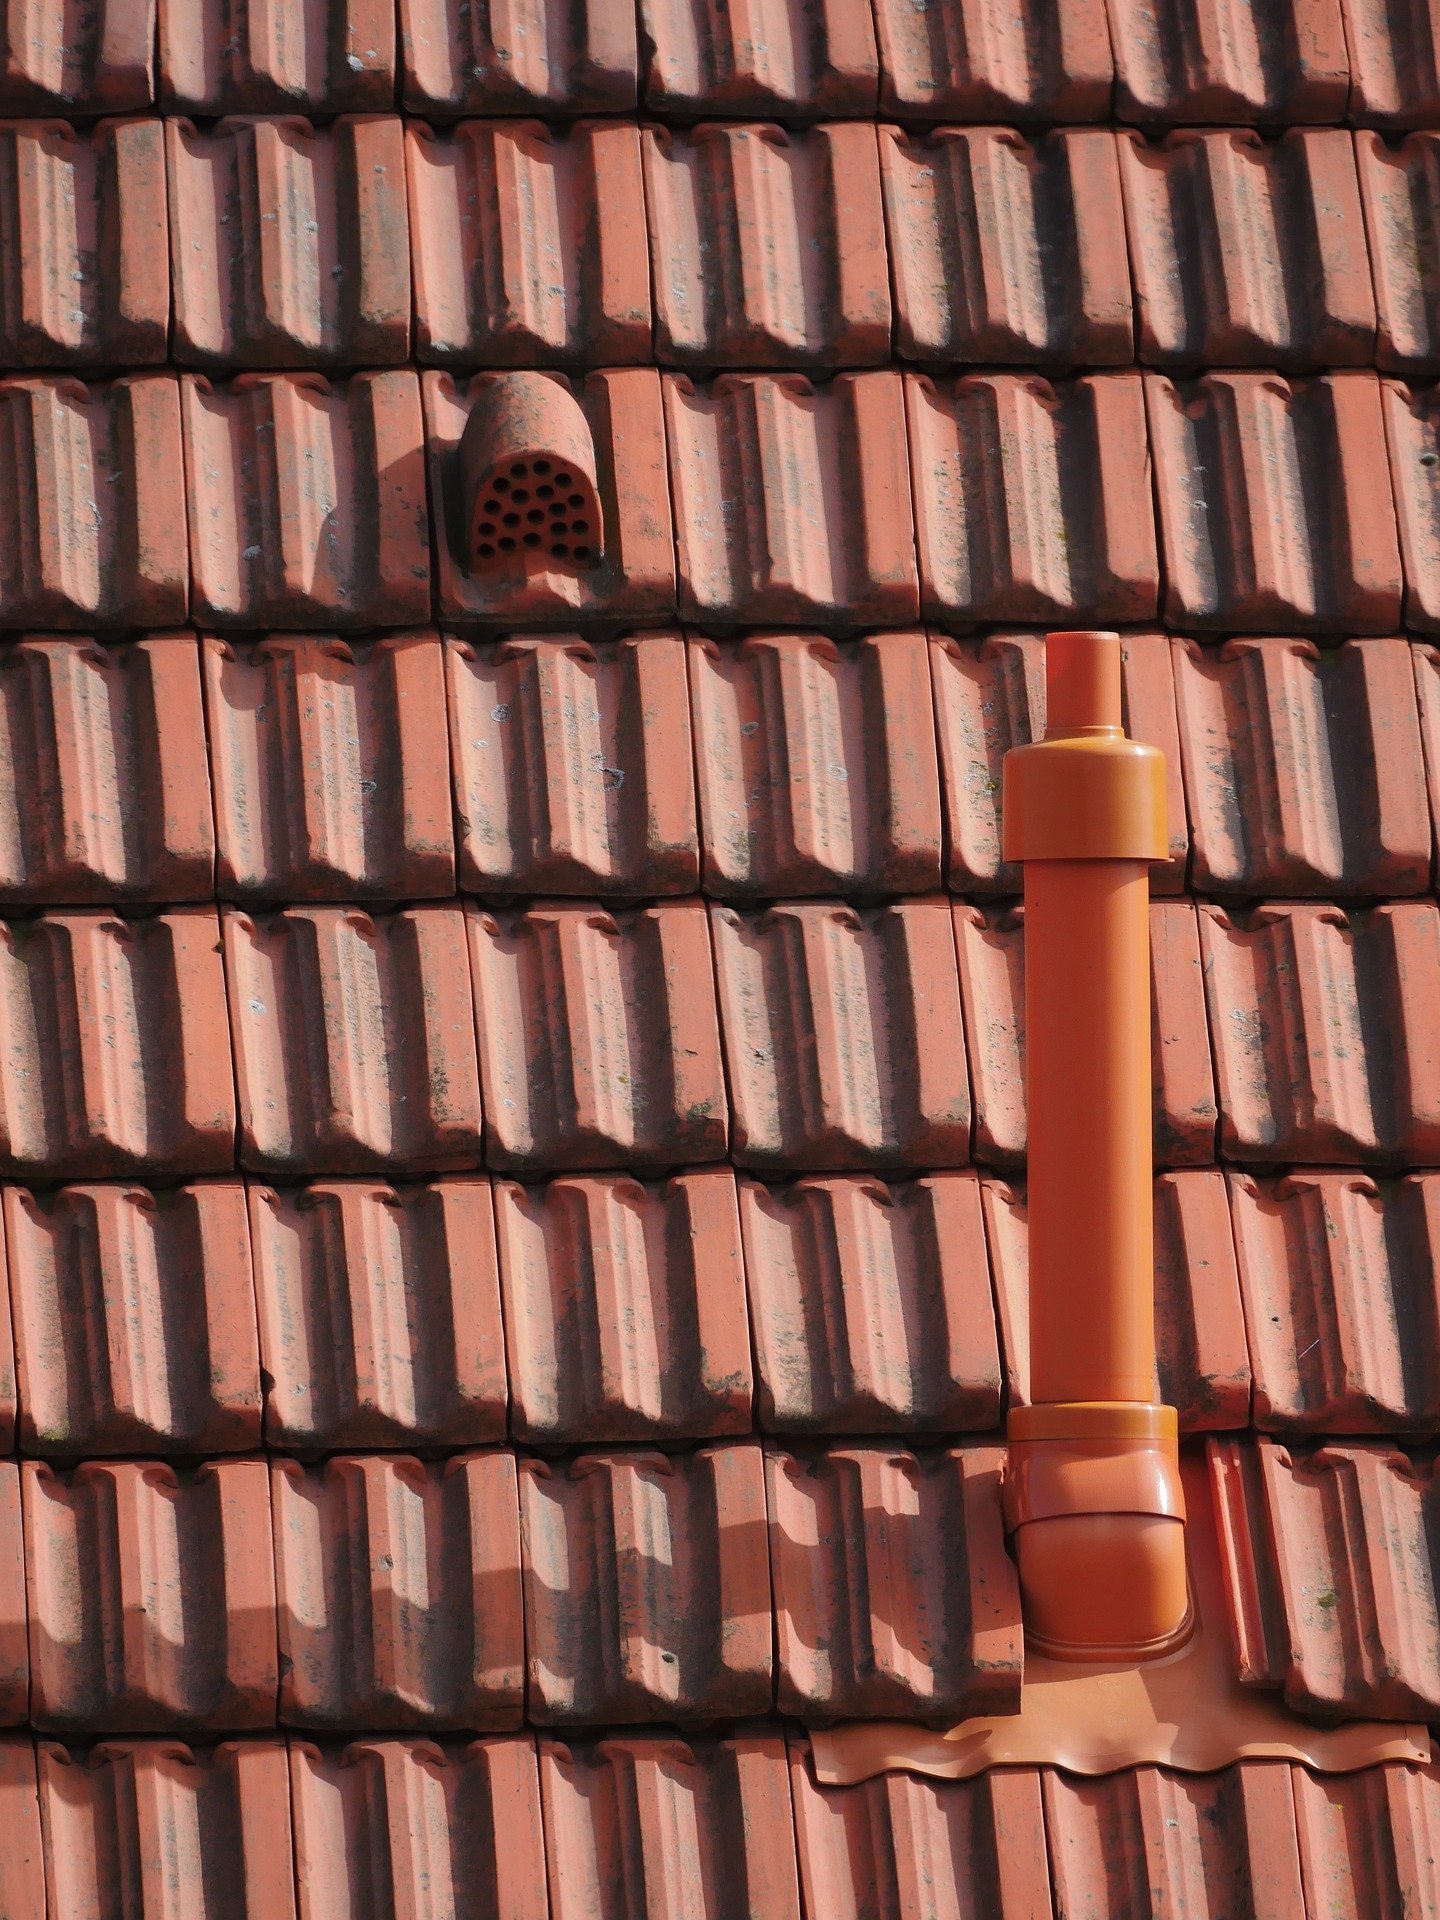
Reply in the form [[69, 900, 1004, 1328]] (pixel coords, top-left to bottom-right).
[[400, 0, 638, 114], [1358, 133, 1440, 373], [168, 115, 410, 370], [0, 375, 188, 629], [1120, 129, 1375, 369], [640, 0, 878, 117], [0, 633, 214, 905], [873, 0, 1112, 120], [1172, 636, 1433, 896], [881, 126, 1131, 369], [1382, 379, 1440, 631], [225, 904, 482, 1176], [408, 120, 649, 369], [251, 1176, 508, 1450], [0, 1474, 23, 1723], [0, 0, 154, 114], [690, 631, 942, 898], [540, 1730, 803, 1920], [471, 899, 726, 1171], [1148, 371, 1404, 635], [741, 1169, 1002, 1434], [908, 372, 1159, 628], [645, 122, 889, 368], [7, 1180, 260, 1456], [497, 1167, 753, 1444], [159, 0, 397, 113], [519, 1442, 773, 1724], [0, 1242, 13, 1452], [667, 371, 918, 630], [0, 120, 167, 368], [1198, 901, 1440, 1164], [1292, 1763, 1440, 1918], [1210, 1435, 1440, 1720], [1416, 641, 1440, 831], [1342, 0, 1440, 128], [273, 1450, 523, 1729], [767, 1441, 1021, 1722], [983, 1169, 1252, 1433], [290, 1735, 547, 1920], [183, 371, 430, 630], [35, 1739, 298, 1920], [448, 632, 697, 895], [205, 632, 455, 902], [426, 369, 675, 626], [790, 1748, 1053, 1920], [712, 897, 971, 1172], [24, 1457, 276, 1732], [0, 908, 235, 1179], [1106, 0, 1350, 125]]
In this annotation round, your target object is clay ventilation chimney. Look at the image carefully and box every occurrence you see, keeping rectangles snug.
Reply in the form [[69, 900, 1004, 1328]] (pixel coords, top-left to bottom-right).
[[459, 372, 603, 571]]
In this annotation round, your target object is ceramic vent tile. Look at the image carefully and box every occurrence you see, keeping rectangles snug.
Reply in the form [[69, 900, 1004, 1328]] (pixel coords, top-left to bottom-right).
[[640, 0, 878, 116], [159, 0, 397, 112], [667, 372, 918, 630], [168, 114, 410, 370], [1357, 133, 1440, 373], [1198, 901, 1440, 1164], [0, 0, 155, 112], [907, 372, 1159, 629], [469, 900, 727, 1173], [6, 1180, 260, 1457], [1119, 129, 1375, 369], [519, 1443, 773, 1725], [767, 1442, 1021, 1723], [881, 126, 1131, 368], [689, 631, 942, 898], [408, 119, 649, 369], [712, 897, 971, 1174], [645, 122, 889, 368], [447, 632, 698, 895], [1381, 379, 1440, 631], [23, 1456, 276, 1732], [1292, 1764, 1440, 1920], [204, 632, 455, 902], [250, 1177, 508, 1451], [183, 371, 431, 630], [0, 908, 235, 1179], [1172, 636, 1432, 896], [872, 0, 1112, 119], [0, 633, 214, 905], [1105, 0, 1350, 123], [225, 904, 482, 1176], [740, 1170, 1002, 1434], [495, 1168, 753, 1445], [1147, 371, 1404, 634], [400, 0, 637, 113], [273, 1450, 524, 1730], [1343, 0, 1440, 126]]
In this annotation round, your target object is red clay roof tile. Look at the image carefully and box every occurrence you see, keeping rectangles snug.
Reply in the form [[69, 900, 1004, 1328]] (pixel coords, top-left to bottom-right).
[[184, 370, 431, 629], [448, 632, 698, 894], [1382, 378, 1440, 631], [1120, 129, 1375, 369], [741, 1169, 1002, 1434], [1106, 0, 1350, 124], [273, 1450, 523, 1729], [24, 1457, 276, 1732], [1415, 640, 1440, 838], [0, 1245, 13, 1452], [7, 1180, 260, 1456], [908, 372, 1159, 628], [225, 904, 482, 1176], [0, 1474, 22, 1724], [251, 1176, 508, 1449], [667, 371, 918, 629], [0, 0, 154, 114], [881, 126, 1131, 368], [205, 632, 455, 902], [640, 0, 878, 116], [159, 0, 397, 113], [1292, 1763, 1440, 1918], [400, 0, 638, 114], [873, 0, 1112, 120], [645, 122, 890, 368], [767, 1441, 1021, 1722], [690, 631, 942, 898], [712, 897, 971, 1172], [0, 908, 235, 1179], [520, 1442, 773, 1724], [1199, 901, 1440, 1163], [497, 1167, 752, 1444], [1342, 0, 1440, 127], [0, 634, 214, 905], [168, 115, 411, 370], [408, 119, 650, 369], [1173, 636, 1433, 896], [1358, 132, 1440, 373]]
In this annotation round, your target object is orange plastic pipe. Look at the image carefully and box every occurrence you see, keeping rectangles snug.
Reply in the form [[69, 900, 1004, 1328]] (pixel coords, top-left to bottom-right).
[[1002, 631, 1189, 1661]]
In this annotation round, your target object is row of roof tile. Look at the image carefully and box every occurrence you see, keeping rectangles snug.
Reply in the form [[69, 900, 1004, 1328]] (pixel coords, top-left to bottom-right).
[[3, 628, 1434, 906], [19, 0, 1440, 129], [0, 1163, 1435, 1455], [14, 119, 1440, 377], [5, 1735, 1431, 1920], [14, 367, 1440, 634]]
